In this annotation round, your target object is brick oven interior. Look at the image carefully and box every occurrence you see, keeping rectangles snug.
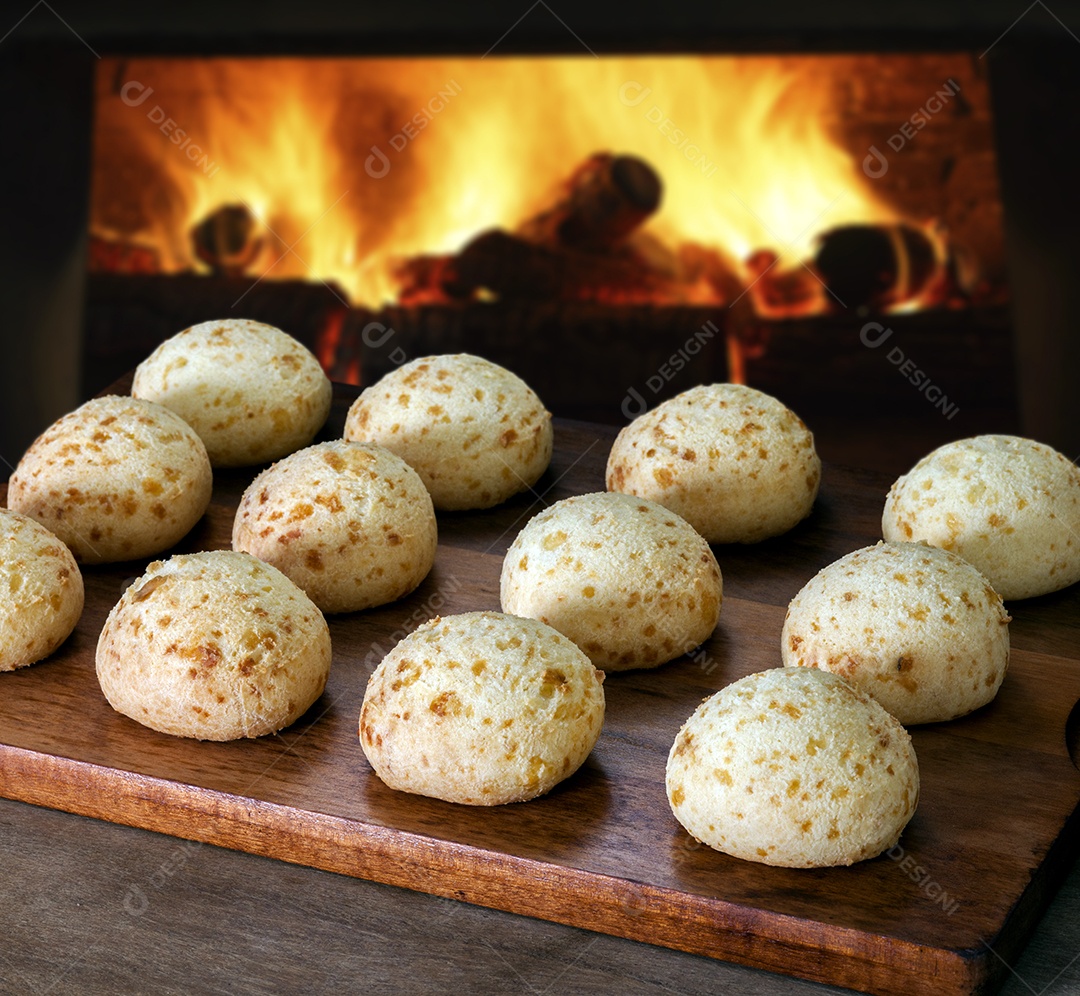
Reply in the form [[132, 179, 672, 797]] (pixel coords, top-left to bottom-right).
[[2, 2, 1079, 472]]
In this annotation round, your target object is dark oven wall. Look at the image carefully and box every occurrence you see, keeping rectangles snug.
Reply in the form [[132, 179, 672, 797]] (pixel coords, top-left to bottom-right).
[[1, 1, 1079, 464]]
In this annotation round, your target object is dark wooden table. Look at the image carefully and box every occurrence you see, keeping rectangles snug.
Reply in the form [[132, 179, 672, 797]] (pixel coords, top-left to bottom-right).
[[0, 795, 1076, 995], [1, 383, 1078, 996]]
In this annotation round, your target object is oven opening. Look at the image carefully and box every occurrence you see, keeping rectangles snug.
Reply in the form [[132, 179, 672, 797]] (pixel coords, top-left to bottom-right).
[[85, 53, 1012, 460]]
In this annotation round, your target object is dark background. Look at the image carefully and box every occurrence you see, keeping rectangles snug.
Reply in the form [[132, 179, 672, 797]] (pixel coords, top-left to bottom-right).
[[2, 0, 1079, 464]]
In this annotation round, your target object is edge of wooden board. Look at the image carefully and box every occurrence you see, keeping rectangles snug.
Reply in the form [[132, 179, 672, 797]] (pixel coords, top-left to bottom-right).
[[0, 742, 996, 996]]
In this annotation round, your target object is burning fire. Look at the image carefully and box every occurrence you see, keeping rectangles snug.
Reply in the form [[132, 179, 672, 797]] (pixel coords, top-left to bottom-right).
[[92, 56, 965, 313]]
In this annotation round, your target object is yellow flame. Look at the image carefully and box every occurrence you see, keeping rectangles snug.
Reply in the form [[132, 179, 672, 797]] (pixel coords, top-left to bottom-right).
[[92, 55, 903, 305]]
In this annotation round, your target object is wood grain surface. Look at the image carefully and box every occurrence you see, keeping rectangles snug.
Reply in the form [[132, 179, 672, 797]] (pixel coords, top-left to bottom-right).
[[2, 381, 1079, 996]]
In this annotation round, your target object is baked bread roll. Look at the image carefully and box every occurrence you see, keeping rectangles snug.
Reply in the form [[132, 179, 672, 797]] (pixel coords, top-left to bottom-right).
[[132, 318, 332, 467], [782, 542, 1010, 724], [882, 435, 1080, 600], [96, 551, 331, 740], [232, 441, 437, 614], [0, 508, 84, 671], [344, 354, 553, 510], [666, 667, 919, 868], [606, 383, 820, 544], [6, 396, 212, 564], [360, 611, 605, 804], [500, 491, 722, 670]]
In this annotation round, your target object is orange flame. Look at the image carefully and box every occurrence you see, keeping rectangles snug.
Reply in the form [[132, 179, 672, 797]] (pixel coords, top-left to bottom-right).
[[92, 56, 932, 308]]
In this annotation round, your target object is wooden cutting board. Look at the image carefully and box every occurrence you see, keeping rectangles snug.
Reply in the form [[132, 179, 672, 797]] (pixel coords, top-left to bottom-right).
[[2, 383, 1079, 996]]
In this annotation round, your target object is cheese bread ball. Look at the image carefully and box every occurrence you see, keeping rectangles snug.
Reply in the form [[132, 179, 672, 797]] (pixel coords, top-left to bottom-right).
[[500, 492, 722, 670], [782, 542, 1010, 724], [344, 354, 553, 511], [96, 551, 331, 740], [606, 383, 820, 544], [360, 611, 605, 805], [666, 667, 919, 868], [132, 318, 332, 467], [882, 435, 1080, 600], [0, 509, 84, 670], [232, 441, 437, 614], [7, 396, 212, 564]]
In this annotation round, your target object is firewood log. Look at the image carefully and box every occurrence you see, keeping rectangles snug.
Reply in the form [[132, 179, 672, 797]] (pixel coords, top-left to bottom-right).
[[190, 204, 263, 277], [517, 153, 662, 251], [813, 224, 939, 310], [396, 229, 680, 304]]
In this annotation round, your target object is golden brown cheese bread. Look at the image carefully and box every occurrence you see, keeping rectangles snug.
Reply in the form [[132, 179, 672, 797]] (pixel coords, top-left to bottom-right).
[[606, 383, 820, 543], [500, 491, 722, 670], [132, 318, 332, 467], [882, 435, 1080, 600], [666, 667, 919, 868], [0, 508, 84, 671], [7, 396, 212, 564], [96, 551, 331, 740], [360, 611, 604, 804], [782, 541, 1010, 724], [232, 441, 437, 614], [344, 354, 552, 511]]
